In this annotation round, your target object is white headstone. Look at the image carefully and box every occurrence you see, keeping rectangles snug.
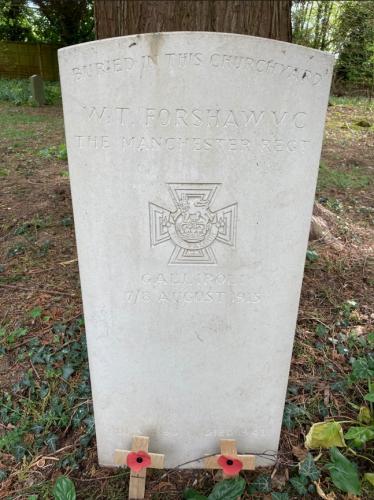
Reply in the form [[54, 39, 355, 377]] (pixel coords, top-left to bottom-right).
[[58, 33, 333, 468]]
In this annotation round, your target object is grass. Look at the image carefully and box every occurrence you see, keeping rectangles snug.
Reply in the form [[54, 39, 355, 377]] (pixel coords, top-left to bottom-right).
[[329, 95, 374, 109], [0, 102, 64, 156], [0, 78, 61, 106], [317, 161, 371, 191]]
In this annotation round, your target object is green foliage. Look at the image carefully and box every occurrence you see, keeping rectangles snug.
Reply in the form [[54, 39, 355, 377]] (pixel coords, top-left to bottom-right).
[[292, 1, 374, 90], [299, 453, 320, 481], [247, 474, 272, 494], [0, 326, 28, 344], [184, 490, 207, 500], [0, 0, 94, 45], [0, 78, 29, 105], [292, 0, 339, 51], [44, 80, 62, 104], [325, 447, 361, 495], [29, 306, 42, 319], [350, 355, 374, 381], [271, 493, 289, 500], [364, 392, 374, 403], [289, 474, 308, 495], [344, 426, 374, 447], [61, 216, 73, 227], [0, 0, 35, 41], [302, 332, 374, 494], [317, 162, 371, 192], [0, 78, 61, 105], [0, 317, 93, 470], [306, 249, 319, 263], [52, 476, 76, 500], [326, 197, 343, 214], [334, 0, 374, 89], [208, 478, 246, 500], [32, 0, 94, 45], [315, 324, 329, 338], [39, 143, 67, 160], [282, 402, 308, 429], [184, 477, 245, 500], [14, 215, 50, 236]]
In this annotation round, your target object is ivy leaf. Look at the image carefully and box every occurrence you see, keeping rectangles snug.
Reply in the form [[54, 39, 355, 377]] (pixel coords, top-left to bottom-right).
[[344, 426, 374, 447], [248, 474, 272, 493], [306, 249, 319, 262], [351, 357, 374, 380], [12, 444, 26, 461], [183, 489, 207, 499], [282, 403, 307, 429], [29, 307, 42, 319], [208, 477, 246, 500], [52, 476, 76, 500], [39, 382, 49, 399], [315, 324, 328, 337], [325, 447, 361, 495], [62, 364, 75, 380], [271, 493, 289, 500], [289, 475, 308, 495], [358, 406, 372, 425], [299, 453, 320, 481], [305, 421, 346, 449], [45, 434, 59, 452], [364, 473, 374, 486], [364, 392, 374, 403]]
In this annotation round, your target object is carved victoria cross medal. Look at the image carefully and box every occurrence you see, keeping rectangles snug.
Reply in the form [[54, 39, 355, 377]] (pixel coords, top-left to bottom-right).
[[149, 183, 237, 265]]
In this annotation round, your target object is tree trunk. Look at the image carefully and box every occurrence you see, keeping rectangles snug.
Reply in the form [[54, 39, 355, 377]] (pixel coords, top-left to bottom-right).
[[94, 0, 291, 42]]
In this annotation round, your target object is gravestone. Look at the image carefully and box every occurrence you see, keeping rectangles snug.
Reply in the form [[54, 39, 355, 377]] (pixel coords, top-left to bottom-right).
[[58, 33, 334, 468], [30, 74, 45, 106]]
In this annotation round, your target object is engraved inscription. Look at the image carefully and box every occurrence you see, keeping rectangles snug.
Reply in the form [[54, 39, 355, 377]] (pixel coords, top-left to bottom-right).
[[121, 136, 310, 153], [123, 272, 262, 305], [124, 289, 260, 305], [83, 105, 308, 129], [71, 51, 325, 87], [149, 183, 237, 265], [74, 105, 312, 155]]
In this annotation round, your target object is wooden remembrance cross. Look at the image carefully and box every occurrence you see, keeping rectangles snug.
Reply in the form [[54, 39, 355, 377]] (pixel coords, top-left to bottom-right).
[[204, 439, 256, 479], [114, 436, 165, 499]]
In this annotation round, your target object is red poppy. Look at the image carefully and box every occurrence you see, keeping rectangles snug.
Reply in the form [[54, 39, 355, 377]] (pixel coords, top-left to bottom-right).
[[217, 455, 243, 476], [126, 451, 151, 472]]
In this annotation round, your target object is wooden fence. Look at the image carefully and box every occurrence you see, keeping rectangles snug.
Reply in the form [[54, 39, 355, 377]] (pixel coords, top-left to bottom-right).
[[0, 41, 60, 81]]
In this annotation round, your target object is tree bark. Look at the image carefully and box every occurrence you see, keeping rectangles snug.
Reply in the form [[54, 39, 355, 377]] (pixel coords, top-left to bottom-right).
[[94, 0, 292, 42]]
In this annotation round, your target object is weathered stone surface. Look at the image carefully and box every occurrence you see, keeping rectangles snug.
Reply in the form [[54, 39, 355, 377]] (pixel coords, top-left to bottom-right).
[[58, 33, 334, 467], [30, 74, 45, 105]]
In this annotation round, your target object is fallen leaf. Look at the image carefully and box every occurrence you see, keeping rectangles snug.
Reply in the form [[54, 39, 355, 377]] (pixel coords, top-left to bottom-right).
[[271, 471, 287, 489], [314, 481, 336, 499], [354, 325, 365, 336], [305, 421, 346, 449], [292, 446, 308, 461]]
